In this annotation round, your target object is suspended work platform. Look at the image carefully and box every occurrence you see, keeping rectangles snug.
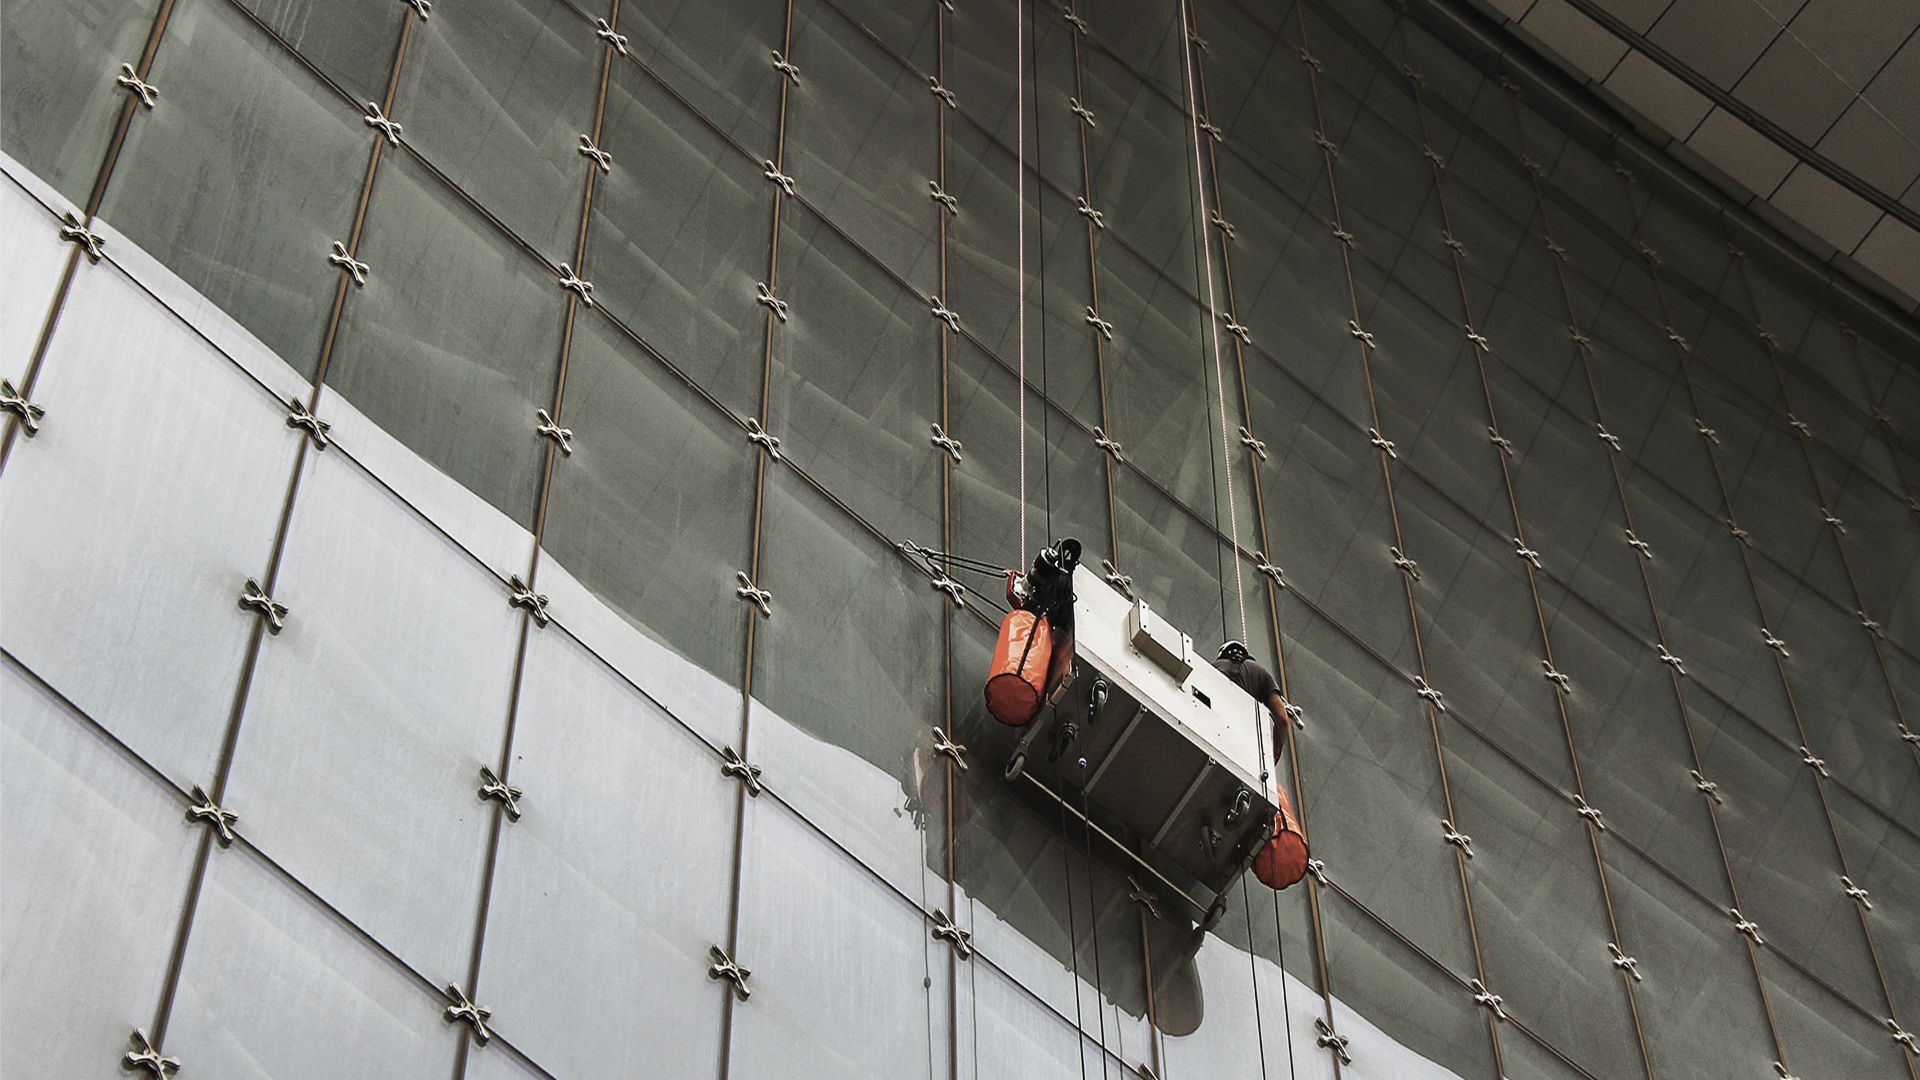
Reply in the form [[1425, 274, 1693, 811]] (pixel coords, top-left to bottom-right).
[[1005, 564, 1283, 930]]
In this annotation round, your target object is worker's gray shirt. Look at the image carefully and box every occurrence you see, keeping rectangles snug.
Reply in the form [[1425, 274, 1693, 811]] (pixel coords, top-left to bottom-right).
[[1213, 657, 1278, 706]]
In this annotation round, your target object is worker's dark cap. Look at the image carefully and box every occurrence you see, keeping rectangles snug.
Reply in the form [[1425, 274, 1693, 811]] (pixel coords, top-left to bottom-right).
[[1217, 640, 1249, 660]]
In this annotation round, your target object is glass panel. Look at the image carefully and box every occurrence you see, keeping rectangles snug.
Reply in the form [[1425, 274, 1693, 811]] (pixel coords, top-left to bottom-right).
[[941, 115, 1099, 427], [619, 0, 781, 157], [220, 447, 519, 980], [1832, 461, 1920, 652], [0, 659, 200, 1080], [325, 150, 564, 529], [1539, 579, 1729, 904], [1081, 48, 1199, 294], [101, 0, 367, 375], [947, 336, 1112, 580], [1099, 239, 1218, 521], [0, 261, 298, 789], [1603, 839, 1775, 1080], [0, 171, 69, 377], [1396, 473, 1574, 792], [1750, 552, 1920, 834], [747, 466, 943, 899], [163, 846, 459, 1077], [1691, 691, 1885, 1012], [1086, 0, 1182, 99], [538, 310, 753, 732], [474, 627, 729, 1077], [1497, 365, 1649, 631], [1628, 469, 1799, 745], [1760, 949, 1913, 1080], [1200, 5, 1327, 202], [728, 794, 938, 1079], [783, 0, 937, 293], [1280, 599, 1475, 977], [0, 0, 161, 202], [1245, 359, 1411, 663], [393, 0, 602, 257], [1827, 784, 1920, 1028], [235, 0, 401, 106], [769, 201, 941, 546], [944, 0, 1076, 162], [585, 54, 769, 415], [1498, 1028, 1591, 1080], [1441, 719, 1643, 1080], [1112, 469, 1275, 670], [462, 1044, 550, 1080], [963, 961, 1095, 1080], [1155, 875, 1326, 1080], [1319, 889, 1496, 1080]]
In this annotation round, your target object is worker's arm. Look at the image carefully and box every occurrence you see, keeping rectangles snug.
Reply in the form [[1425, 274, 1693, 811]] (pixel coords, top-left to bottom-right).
[[1266, 691, 1291, 760]]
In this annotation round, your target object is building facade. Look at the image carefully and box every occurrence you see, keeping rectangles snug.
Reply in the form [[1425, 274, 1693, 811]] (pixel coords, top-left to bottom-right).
[[2, 0, 1917, 1077]]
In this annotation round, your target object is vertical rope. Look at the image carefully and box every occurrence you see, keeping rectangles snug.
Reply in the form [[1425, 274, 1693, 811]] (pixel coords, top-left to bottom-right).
[[1173, 0, 1260, 776], [1015, 0, 1029, 569], [1174, 0, 1246, 649]]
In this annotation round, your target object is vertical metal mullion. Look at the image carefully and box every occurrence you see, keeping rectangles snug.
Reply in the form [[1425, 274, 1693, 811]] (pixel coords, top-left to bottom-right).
[[719, 1, 799, 1075], [450, 5, 623, 1077], [1399, 63, 1655, 1080], [129, 6, 428, 1060], [1730, 259, 1920, 775], [1500, 83, 1792, 1071], [1291, 7, 1503, 1074], [0, 0, 181, 471], [1187, 21, 1341, 1079], [1617, 167, 1919, 1080], [933, 7, 962, 1079], [1720, 246, 1920, 1073], [1063, 11, 1122, 568]]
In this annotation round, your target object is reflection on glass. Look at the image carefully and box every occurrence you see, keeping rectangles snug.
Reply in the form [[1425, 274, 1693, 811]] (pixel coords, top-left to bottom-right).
[[104, 0, 367, 374]]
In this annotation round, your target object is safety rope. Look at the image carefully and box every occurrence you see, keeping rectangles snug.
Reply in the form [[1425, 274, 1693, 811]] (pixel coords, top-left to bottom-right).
[[1015, 0, 1028, 571], [1174, 0, 1265, 792], [1172, 3, 1295, 1079], [1174, 1, 1247, 654]]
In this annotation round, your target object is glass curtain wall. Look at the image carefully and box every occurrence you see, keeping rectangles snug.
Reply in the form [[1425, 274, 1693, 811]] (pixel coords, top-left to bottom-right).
[[2, 0, 1916, 1077]]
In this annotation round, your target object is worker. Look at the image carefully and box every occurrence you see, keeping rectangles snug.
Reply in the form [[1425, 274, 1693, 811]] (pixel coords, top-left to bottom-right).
[[1007, 538, 1081, 695], [1213, 640, 1288, 761]]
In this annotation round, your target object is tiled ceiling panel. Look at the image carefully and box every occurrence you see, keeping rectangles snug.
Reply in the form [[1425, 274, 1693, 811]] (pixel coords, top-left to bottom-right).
[[1733, 33, 1857, 144], [1784, 0, 1919, 90], [1466, 0, 1920, 313], [1644, 0, 1779, 87]]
